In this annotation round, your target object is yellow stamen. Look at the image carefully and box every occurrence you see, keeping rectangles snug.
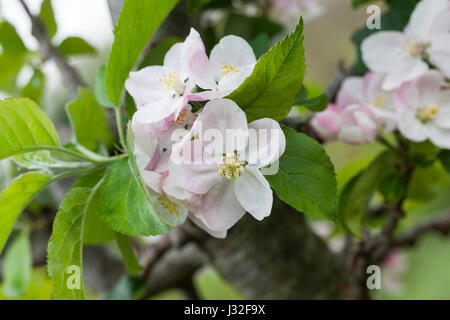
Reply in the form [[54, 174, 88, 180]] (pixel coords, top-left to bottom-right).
[[405, 41, 427, 57], [416, 104, 439, 122], [218, 153, 245, 180], [221, 63, 240, 75], [158, 70, 184, 94], [372, 93, 388, 109], [157, 195, 179, 216]]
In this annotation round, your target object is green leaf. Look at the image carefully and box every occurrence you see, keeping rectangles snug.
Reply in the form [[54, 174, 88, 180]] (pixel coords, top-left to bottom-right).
[[65, 88, 113, 151], [58, 37, 96, 56], [0, 172, 51, 253], [266, 126, 338, 220], [338, 151, 400, 236], [39, 0, 57, 38], [249, 33, 269, 59], [0, 22, 28, 92], [139, 37, 181, 69], [105, 0, 179, 106], [379, 172, 406, 205], [227, 20, 305, 122], [116, 233, 142, 275], [98, 157, 171, 236], [20, 69, 45, 104], [0, 98, 60, 160], [2, 230, 32, 298], [439, 150, 450, 174], [188, 0, 211, 14], [294, 93, 329, 112], [47, 187, 90, 300], [95, 66, 115, 108]]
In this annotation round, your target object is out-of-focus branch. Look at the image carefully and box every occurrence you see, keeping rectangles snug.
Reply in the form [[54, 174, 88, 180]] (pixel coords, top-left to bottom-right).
[[18, 0, 85, 97], [392, 213, 450, 248], [326, 62, 357, 103]]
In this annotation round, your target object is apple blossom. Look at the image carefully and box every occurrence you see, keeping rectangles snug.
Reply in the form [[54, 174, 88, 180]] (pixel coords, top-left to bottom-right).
[[125, 29, 203, 126], [394, 70, 450, 149], [168, 99, 285, 233], [185, 34, 257, 101], [361, 0, 450, 90]]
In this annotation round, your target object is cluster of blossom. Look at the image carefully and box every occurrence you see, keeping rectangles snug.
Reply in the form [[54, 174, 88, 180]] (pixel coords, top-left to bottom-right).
[[312, 0, 450, 149], [268, 0, 325, 27], [126, 29, 286, 238]]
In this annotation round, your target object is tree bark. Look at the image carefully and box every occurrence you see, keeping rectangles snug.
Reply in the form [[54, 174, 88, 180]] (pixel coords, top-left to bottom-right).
[[207, 197, 353, 299]]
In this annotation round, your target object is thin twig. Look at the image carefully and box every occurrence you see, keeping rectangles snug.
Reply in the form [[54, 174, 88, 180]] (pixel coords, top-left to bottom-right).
[[18, 0, 85, 97]]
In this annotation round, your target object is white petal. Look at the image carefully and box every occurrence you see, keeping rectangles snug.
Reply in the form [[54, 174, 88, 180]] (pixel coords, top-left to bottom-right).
[[247, 118, 286, 168], [169, 139, 220, 194], [131, 117, 158, 157], [148, 189, 188, 227], [337, 77, 365, 107], [405, 0, 450, 38], [188, 213, 227, 239], [429, 34, 450, 78], [361, 32, 410, 74], [234, 167, 272, 221], [428, 125, 450, 149], [397, 110, 428, 142], [217, 65, 254, 92], [382, 59, 429, 90], [125, 66, 174, 107], [210, 35, 256, 81], [163, 42, 185, 76], [134, 96, 184, 124], [201, 181, 246, 231], [192, 99, 249, 154]]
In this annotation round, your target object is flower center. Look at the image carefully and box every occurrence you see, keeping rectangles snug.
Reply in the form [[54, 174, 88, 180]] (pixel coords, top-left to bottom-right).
[[158, 70, 185, 95], [221, 63, 240, 75], [157, 195, 179, 216], [405, 41, 427, 57], [372, 93, 388, 109], [218, 152, 245, 180], [416, 104, 439, 122]]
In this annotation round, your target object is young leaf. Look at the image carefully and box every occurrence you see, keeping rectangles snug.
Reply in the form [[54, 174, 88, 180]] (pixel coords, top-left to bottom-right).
[[338, 151, 400, 236], [105, 0, 179, 106], [58, 37, 96, 56], [65, 88, 113, 151], [98, 157, 171, 236], [294, 93, 329, 112], [116, 233, 142, 275], [39, 0, 57, 38], [440, 150, 450, 174], [2, 230, 32, 298], [0, 98, 60, 160], [0, 172, 51, 253], [228, 20, 305, 122], [265, 126, 338, 220], [95, 66, 115, 108], [20, 69, 45, 104]]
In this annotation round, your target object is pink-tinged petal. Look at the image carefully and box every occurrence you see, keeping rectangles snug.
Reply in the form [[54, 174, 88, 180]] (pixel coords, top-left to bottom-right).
[[188, 90, 229, 101], [210, 35, 256, 81], [169, 139, 220, 194], [361, 32, 410, 74], [134, 96, 184, 124], [382, 59, 429, 90], [163, 42, 184, 77], [434, 90, 450, 129], [125, 66, 174, 107], [188, 213, 227, 239], [234, 167, 272, 221], [429, 34, 450, 79], [405, 0, 450, 38], [337, 77, 365, 107], [311, 104, 340, 141], [183, 28, 216, 90], [363, 72, 386, 102], [201, 181, 246, 231], [148, 188, 188, 227], [428, 125, 450, 149], [131, 117, 158, 157], [217, 65, 254, 92], [247, 118, 286, 168], [162, 173, 202, 210], [338, 126, 367, 145], [192, 99, 249, 154], [140, 170, 163, 193], [338, 105, 379, 144], [397, 110, 428, 142]]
